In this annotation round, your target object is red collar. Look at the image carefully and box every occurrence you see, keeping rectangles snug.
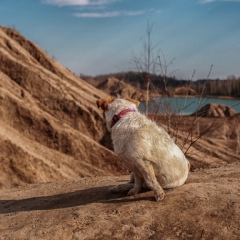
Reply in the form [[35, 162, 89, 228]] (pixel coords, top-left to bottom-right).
[[111, 109, 135, 128]]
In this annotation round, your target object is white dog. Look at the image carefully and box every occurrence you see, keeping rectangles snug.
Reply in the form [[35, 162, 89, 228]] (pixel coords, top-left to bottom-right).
[[97, 97, 190, 201]]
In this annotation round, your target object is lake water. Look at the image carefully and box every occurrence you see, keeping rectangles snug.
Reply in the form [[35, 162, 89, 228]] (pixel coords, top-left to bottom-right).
[[139, 97, 240, 115]]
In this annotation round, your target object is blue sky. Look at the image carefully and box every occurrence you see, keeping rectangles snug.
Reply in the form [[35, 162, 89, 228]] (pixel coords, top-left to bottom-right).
[[0, 0, 240, 79]]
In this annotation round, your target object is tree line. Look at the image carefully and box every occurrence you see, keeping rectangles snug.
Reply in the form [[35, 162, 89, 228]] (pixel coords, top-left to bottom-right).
[[82, 72, 240, 98]]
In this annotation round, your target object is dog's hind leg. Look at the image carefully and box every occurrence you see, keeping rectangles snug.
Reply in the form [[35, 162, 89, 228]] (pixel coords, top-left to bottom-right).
[[128, 172, 135, 183], [138, 161, 165, 202], [127, 173, 143, 196]]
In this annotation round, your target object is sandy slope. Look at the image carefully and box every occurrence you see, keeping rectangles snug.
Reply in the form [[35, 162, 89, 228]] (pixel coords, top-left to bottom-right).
[[0, 162, 239, 240], [0, 27, 128, 188]]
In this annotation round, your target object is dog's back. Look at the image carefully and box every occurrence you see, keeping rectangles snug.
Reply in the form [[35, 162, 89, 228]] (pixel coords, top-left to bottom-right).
[[111, 110, 189, 188]]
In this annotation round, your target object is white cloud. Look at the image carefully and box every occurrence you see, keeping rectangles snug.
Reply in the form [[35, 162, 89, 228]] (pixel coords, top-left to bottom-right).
[[43, 0, 147, 18], [43, 0, 117, 6], [200, 0, 240, 3], [74, 10, 145, 18], [123, 11, 145, 16], [200, 0, 215, 3], [74, 11, 119, 17]]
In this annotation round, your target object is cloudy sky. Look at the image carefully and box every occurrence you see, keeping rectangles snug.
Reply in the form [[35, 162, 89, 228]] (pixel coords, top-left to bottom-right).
[[0, 0, 240, 79]]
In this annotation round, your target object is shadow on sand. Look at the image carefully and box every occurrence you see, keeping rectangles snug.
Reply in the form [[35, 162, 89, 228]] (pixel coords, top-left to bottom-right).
[[0, 185, 154, 214]]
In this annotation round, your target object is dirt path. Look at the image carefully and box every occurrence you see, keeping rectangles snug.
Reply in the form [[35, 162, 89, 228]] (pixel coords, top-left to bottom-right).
[[0, 162, 240, 240]]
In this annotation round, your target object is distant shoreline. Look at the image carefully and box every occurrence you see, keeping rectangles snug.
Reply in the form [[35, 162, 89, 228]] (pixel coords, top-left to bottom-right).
[[154, 95, 240, 100], [140, 95, 240, 114]]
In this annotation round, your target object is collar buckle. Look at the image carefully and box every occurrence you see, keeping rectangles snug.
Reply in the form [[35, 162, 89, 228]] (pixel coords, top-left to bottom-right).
[[111, 109, 135, 128]]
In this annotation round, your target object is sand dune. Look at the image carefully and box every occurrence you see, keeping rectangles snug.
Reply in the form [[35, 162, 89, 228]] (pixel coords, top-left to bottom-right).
[[0, 27, 127, 189]]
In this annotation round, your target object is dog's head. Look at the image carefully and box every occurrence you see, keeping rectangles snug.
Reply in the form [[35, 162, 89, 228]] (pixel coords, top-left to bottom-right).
[[97, 97, 140, 130]]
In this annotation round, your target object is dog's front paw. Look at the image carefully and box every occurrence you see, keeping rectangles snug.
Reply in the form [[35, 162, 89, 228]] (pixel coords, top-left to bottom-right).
[[155, 190, 165, 202], [127, 188, 139, 196]]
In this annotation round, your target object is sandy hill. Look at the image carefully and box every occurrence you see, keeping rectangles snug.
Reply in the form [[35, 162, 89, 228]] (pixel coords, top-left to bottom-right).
[[175, 86, 197, 96], [0, 27, 127, 189], [192, 103, 237, 117], [94, 77, 146, 101]]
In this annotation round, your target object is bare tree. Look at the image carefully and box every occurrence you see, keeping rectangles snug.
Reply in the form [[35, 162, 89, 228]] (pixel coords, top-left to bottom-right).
[[132, 24, 220, 160], [132, 22, 158, 116]]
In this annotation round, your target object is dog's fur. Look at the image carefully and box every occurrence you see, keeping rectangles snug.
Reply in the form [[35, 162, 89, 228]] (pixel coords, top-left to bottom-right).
[[97, 97, 190, 201]]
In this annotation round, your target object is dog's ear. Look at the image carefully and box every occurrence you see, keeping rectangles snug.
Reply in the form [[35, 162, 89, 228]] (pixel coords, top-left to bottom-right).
[[96, 97, 115, 111], [125, 98, 140, 107]]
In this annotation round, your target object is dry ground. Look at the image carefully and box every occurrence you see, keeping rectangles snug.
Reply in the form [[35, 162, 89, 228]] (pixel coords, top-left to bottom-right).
[[0, 162, 240, 240]]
